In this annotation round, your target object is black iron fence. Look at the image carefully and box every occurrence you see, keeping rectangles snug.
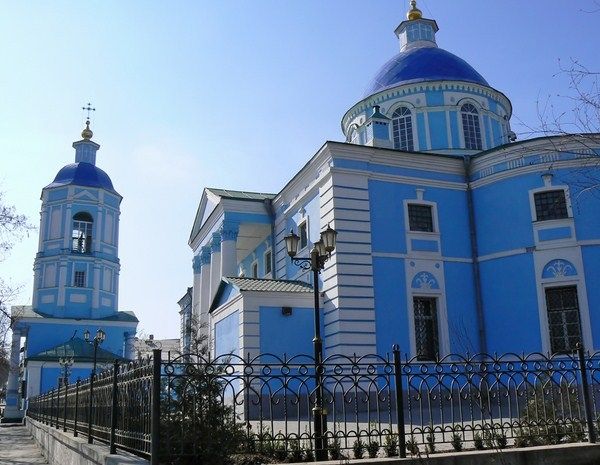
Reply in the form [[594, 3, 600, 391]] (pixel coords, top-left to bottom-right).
[[26, 345, 600, 463]]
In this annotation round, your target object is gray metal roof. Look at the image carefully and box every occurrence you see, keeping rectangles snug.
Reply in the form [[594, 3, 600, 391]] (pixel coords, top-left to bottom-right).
[[226, 277, 313, 293], [206, 188, 275, 202]]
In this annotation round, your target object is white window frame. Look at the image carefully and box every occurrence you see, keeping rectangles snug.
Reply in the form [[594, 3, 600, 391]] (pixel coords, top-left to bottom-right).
[[529, 185, 573, 222], [298, 218, 309, 253], [251, 260, 259, 278], [264, 248, 272, 278], [73, 270, 86, 288], [459, 101, 484, 151], [404, 199, 441, 257]]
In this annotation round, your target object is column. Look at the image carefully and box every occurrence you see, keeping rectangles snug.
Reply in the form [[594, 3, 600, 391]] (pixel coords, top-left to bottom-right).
[[220, 221, 239, 278], [198, 246, 212, 334], [2, 329, 23, 421], [192, 255, 202, 321], [210, 232, 222, 302]]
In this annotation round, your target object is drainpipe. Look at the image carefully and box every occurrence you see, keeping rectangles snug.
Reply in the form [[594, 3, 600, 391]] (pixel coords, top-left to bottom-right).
[[463, 156, 487, 353], [264, 199, 277, 279]]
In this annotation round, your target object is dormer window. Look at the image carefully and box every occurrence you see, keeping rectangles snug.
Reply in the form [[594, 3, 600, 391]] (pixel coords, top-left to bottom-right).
[[461, 103, 482, 150], [72, 212, 93, 254], [392, 107, 414, 151]]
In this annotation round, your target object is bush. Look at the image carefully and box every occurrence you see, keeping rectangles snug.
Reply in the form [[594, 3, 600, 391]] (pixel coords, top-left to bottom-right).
[[450, 433, 463, 451], [384, 434, 398, 457], [473, 432, 484, 450], [352, 439, 365, 459], [425, 433, 435, 454], [406, 436, 419, 456], [367, 440, 379, 458], [328, 437, 344, 460]]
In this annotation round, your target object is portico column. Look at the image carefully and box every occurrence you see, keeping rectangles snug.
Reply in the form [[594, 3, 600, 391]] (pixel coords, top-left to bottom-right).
[[220, 222, 239, 278], [3, 329, 23, 421], [210, 233, 222, 302], [191, 255, 202, 322], [198, 246, 212, 334]]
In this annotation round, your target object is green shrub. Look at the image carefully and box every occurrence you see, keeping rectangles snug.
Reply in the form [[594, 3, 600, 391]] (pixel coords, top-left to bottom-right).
[[367, 440, 379, 458], [406, 436, 419, 456], [425, 433, 435, 453], [384, 434, 398, 457], [473, 432, 484, 450], [328, 437, 343, 460], [450, 433, 463, 451], [352, 439, 365, 459]]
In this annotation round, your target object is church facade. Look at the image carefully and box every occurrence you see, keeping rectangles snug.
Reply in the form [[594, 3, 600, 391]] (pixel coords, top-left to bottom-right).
[[186, 3, 600, 362], [3, 121, 138, 421]]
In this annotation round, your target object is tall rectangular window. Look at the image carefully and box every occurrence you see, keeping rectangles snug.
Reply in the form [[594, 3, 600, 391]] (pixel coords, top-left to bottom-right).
[[545, 286, 582, 353], [408, 204, 434, 232], [534, 190, 568, 221], [299, 221, 308, 250], [74, 271, 86, 288], [252, 262, 258, 278], [264, 250, 272, 275], [413, 297, 439, 361]]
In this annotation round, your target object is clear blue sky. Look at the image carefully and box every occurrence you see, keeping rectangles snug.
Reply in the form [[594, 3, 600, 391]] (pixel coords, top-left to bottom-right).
[[1, 1, 598, 339]]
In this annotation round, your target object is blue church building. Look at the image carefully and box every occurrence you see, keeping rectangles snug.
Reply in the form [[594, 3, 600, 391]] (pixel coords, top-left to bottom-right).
[[184, 2, 600, 363], [4, 120, 138, 421]]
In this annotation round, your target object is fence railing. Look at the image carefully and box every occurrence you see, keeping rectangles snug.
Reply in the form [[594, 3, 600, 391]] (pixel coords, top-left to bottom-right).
[[26, 345, 600, 463]]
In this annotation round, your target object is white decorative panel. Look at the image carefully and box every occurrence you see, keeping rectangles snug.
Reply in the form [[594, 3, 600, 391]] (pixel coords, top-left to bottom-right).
[[104, 212, 114, 244], [41, 295, 55, 304], [69, 294, 87, 303], [50, 208, 62, 239], [43, 264, 56, 287]]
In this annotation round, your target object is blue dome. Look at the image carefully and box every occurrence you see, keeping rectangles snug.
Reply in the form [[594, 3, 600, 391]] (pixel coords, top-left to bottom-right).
[[46, 162, 117, 193], [364, 46, 489, 97]]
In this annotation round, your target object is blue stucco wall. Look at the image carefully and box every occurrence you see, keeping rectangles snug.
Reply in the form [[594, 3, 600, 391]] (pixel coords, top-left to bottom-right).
[[444, 262, 480, 353], [214, 311, 239, 356], [259, 306, 313, 356], [373, 256, 409, 355], [479, 253, 540, 353], [582, 245, 600, 345]]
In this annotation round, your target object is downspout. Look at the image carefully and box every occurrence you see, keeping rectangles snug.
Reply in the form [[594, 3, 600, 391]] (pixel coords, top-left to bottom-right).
[[264, 199, 277, 279], [463, 155, 487, 353]]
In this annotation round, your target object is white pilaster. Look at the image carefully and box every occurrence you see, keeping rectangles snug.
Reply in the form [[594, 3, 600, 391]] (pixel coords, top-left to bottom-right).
[[220, 222, 239, 278], [199, 246, 212, 333], [3, 329, 23, 420], [210, 232, 222, 302], [192, 255, 202, 321]]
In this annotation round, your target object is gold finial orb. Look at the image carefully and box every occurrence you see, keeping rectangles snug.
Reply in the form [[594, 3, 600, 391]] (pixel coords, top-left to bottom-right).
[[407, 0, 422, 20], [81, 120, 93, 140]]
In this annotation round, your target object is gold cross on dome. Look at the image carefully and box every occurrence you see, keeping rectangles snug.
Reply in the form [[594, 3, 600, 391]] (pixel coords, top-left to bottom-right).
[[82, 102, 96, 122]]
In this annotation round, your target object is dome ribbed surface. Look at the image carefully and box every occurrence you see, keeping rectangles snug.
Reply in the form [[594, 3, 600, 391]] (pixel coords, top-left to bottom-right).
[[46, 162, 116, 193], [364, 46, 489, 97]]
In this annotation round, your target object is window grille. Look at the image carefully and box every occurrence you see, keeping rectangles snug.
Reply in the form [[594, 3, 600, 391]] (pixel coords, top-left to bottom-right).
[[74, 271, 86, 288], [534, 190, 568, 221], [545, 286, 582, 353], [461, 103, 482, 150], [413, 297, 439, 361], [392, 107, 414, 151], [408, 204, 434, 232]]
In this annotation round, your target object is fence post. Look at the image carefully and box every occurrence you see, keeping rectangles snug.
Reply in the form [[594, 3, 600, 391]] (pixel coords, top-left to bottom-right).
[[109, 359, 120, 454], [63, 380, 68, 432], [151, 349, 162, 465], [577, 343, 597, 443], [393, 345, 406, 458], [50, 389, 54, 428], [74, 380, 80, 437], [56, 383, 61, 429]]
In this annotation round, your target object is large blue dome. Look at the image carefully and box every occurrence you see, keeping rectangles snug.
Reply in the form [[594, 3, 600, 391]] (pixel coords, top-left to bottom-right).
[[364, 46, 489, 97], [46, 162, 117, 193]]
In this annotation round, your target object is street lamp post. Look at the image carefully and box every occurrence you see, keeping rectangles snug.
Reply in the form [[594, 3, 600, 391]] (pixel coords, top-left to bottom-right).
[[84, 328, 106, 444], [285, 224, 337, 461]]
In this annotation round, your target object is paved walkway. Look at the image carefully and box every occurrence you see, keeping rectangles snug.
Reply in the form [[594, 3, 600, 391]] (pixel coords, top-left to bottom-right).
[[0, 425, 47, 465]]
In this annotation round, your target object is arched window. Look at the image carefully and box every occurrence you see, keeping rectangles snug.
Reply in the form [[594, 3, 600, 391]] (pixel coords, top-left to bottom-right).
[[392, 107, 414, 151], [461, 103, 482, 150], [72, 212, 93, 253]]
